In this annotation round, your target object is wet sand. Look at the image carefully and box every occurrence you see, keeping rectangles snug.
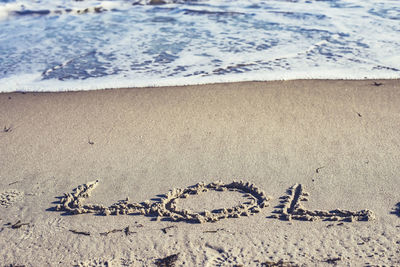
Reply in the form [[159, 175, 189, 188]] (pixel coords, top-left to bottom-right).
[[0, 79, 399, 266]]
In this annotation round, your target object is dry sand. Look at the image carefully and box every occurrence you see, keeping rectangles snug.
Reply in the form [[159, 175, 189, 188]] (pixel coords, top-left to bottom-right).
[[0, 79, 399, 266]]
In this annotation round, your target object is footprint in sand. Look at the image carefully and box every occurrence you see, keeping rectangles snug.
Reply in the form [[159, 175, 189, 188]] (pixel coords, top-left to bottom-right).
[[0, 189, 24, 207], [74, 257, 135, 267], [74, 258, 115, 267], [271, 184, 375, 222], [205, 244, 290, 267], [205, 244, 243, 267]]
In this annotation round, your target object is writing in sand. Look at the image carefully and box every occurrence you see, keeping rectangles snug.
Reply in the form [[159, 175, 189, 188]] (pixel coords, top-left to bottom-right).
[[53, 180, 375, 223]]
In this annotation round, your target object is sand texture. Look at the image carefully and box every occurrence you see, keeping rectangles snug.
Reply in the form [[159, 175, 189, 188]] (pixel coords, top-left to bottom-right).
[[0, 79, 399, 266]]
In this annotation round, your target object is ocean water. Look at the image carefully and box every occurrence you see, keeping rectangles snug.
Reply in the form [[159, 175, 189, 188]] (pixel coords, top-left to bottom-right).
[[0, 0, 399, 92]]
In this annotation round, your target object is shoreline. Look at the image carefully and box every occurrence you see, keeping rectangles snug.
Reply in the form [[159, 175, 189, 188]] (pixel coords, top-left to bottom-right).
[[1, 79, 399, 266], [1, 77, 399, 94]]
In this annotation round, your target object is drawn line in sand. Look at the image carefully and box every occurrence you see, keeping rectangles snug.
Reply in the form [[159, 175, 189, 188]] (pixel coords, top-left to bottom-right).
[[203, 228, 225, 233], [271, 184, 375, 222], [4, 220, 30, 229], [54, 180, 271, 224], [100, 226, 136, 236], [69, 226, 138, 237], [69, 229, 90, 236]]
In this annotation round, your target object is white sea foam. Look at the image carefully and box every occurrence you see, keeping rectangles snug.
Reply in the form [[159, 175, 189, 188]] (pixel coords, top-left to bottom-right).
[[0, 0, 399, 92], [2, 69, 398, 93], [0, 2, 21, 20]]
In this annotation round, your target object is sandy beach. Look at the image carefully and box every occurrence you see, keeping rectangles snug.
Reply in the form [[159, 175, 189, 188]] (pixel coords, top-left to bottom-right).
[[0, 79, 399, 266]]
